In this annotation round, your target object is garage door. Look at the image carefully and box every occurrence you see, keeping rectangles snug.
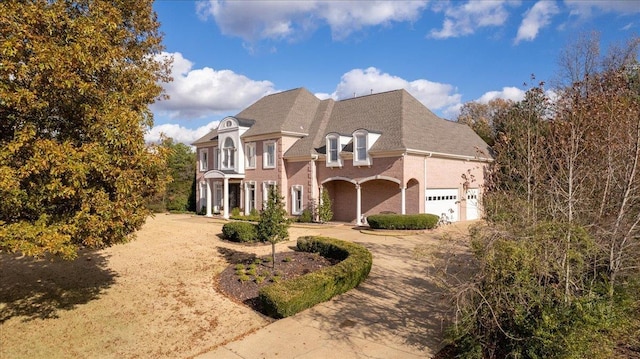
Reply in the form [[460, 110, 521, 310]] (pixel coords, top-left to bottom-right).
[[425, 189, 458, 222], [466, 189, 479, 220]]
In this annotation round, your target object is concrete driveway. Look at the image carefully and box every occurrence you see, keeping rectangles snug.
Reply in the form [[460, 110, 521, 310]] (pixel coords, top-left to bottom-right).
[[197, 220, 475, 359]]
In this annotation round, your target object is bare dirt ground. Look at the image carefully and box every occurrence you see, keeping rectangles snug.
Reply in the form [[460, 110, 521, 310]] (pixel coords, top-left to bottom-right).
[[0, 214, 475, 359], [0, 214, 275, 359]]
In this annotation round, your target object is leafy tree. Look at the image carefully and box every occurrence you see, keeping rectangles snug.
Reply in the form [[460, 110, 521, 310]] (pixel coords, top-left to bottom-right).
[[318, 187, 333, 223], [456, 98, 512, 146], [0, 0, 171, 259], [147, 137, 196, 212], [448, 35, 640, 358], [257, 186, 290, 268]]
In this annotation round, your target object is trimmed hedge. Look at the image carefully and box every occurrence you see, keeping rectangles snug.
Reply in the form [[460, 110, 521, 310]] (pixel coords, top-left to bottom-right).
[[367, 213, 439, 230], [258, 236, 372, 318], [221, 221, 258, 242]]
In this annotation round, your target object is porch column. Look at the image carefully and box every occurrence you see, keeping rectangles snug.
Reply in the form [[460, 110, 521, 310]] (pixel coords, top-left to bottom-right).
[[206, 179, 212, 217], [400, 185, 406, 215], [355, 183, 362, 226], [223, 177, 229, 219]]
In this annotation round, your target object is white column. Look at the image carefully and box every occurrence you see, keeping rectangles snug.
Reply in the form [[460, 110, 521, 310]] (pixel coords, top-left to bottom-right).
[[400, 185, 406, 215], [205, 179, 212, 217], [355, 183, 362, 226], [223, 178, 229, 219]]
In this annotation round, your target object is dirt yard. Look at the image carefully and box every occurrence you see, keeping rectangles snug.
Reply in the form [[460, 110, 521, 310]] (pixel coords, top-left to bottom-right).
[[0, 214, 277, 359]]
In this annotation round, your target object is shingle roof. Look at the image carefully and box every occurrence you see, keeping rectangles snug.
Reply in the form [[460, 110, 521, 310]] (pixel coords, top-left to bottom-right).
[[284, 89, 492, 159], [192, 88, 492, 160], [237, 88, 320, 138]]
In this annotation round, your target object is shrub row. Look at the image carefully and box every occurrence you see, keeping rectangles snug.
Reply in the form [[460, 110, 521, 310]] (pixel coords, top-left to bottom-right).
[[221, 222, 258, 242], [367, 213, 439, 230], [258, 236, 372, 318]]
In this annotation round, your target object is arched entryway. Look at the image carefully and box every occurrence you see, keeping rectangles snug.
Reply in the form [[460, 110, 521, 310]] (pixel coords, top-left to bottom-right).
[[321, 178, 357, 223]]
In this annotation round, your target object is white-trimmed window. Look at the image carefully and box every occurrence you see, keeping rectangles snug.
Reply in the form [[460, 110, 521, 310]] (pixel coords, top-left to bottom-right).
[[355, 133, 367, 161], [326, 134, 341, 167], [222, 137, 235, 170], [199, 149, 208, 171], [264, 141, 276, 169], [262, 181, 277, 208], [245, 182, 256, 214], [199, 182, 207, 212], [245, 142, 256, 169], [353, 130, 372, 166], [291, 185, 303, 215], [213, 147, 219, 170], [214, 182, 222, 213]]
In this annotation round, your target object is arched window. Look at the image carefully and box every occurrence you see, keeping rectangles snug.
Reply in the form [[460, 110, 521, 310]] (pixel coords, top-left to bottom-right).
[[222, 137, 235, 169]]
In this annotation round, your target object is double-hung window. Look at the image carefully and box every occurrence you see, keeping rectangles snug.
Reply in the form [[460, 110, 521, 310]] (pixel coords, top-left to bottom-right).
[[264, 141, 275, 169], [326, 134, 341, 167], [245, 143, 256, 169], [199, 149, 208, 171], [355, 134, 367, 161], [291, 185, 303, 215], [222, 137, 235, 170]]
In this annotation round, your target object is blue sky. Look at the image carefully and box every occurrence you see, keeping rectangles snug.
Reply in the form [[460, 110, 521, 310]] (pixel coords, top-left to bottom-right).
[[147, 0, 640, 144]]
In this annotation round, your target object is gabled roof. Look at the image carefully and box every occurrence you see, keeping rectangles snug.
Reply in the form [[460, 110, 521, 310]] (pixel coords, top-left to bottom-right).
[[193, 88, 492, 160], [237, 88, 320, 138], [284, 89, 491, 159]]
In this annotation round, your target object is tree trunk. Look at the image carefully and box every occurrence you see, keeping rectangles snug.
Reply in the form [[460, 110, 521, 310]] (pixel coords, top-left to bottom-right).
[[271, 242, 276, 269]]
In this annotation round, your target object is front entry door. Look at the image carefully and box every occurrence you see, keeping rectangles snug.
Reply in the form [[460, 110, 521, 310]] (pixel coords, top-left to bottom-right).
[[229, 183, 240, 210]]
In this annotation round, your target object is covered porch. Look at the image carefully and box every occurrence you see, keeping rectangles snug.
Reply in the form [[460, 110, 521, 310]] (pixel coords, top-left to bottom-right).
[[202, 170, 244, 219]]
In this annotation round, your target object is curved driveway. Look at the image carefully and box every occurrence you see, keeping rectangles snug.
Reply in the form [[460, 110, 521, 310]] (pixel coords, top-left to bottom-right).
[[197, 221, 474, 359]]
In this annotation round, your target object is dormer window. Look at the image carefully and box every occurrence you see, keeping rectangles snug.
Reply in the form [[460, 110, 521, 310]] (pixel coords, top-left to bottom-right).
[[326, 134, 342, 167], [222, 137, 235, 169], [352, 129, 378, 166], [355, 133, 367, 162]]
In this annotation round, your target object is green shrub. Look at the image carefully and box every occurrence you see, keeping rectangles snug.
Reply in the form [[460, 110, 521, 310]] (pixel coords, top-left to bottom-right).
[[367, 213, 439, 230], [297, 208, 313, 223], [231, 207, 241, 217], [221, 222, 258, 242], [258, 236, 372, 318]]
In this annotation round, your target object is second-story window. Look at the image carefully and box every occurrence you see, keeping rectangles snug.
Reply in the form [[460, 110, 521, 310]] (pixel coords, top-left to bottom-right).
[[264, 141, 275, 169], [199, 149, 208, 171], [222, 137, 235, 169], [326, 134, 341, 167], [355, 133, 367, 161], [245, 142, 256, 169]]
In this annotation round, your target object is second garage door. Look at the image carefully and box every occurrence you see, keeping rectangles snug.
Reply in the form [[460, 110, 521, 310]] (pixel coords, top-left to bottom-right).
[[425, 189, 459, 222]]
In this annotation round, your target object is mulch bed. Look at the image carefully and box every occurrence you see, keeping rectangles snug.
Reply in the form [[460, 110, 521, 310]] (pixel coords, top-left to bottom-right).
[[216, 250, 339, 313]]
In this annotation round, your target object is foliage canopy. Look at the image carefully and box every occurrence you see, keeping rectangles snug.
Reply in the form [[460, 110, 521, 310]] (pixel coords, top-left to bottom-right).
[[0, 0, 171, 259]]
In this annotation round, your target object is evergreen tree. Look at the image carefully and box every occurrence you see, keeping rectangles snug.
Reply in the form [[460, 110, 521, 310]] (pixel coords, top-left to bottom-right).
[[257, 186, 290, 268]]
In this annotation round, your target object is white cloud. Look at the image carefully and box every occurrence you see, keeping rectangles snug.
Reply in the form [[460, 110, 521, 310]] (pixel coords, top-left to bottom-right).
[[328, 67, 462, 110], [152, 52, 276, 119], [429, 0, 516, 39], [197, 0, 428, 42], [145, 120, 220, 145], [515, 1, 559, 44], [565, 0, 640, 18], [476, 86, 526, 103]]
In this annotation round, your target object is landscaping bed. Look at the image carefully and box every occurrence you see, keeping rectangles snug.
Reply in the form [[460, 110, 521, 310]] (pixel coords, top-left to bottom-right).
[[217, 251, 339, 311]]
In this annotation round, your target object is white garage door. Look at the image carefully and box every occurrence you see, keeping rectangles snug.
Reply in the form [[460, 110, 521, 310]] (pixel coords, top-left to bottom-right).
[[425, 189, 458, 222], [466, 189, 479, 221]]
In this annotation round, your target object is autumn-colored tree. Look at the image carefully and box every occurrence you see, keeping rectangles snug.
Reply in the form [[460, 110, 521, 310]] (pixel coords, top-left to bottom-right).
[[448, 36, 640, 358], [0, 0, 171, 259], [257, 186, 290, 269], [456, 98, 512, 146]]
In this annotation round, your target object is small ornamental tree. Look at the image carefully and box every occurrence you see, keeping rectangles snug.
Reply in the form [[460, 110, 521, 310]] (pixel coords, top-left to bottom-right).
[[257, 186, 290, 268], [318, 188, 333, 223]]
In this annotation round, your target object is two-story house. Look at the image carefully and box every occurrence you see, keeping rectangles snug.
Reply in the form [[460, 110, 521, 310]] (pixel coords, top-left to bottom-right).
[[193, 88, 492, 224]]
